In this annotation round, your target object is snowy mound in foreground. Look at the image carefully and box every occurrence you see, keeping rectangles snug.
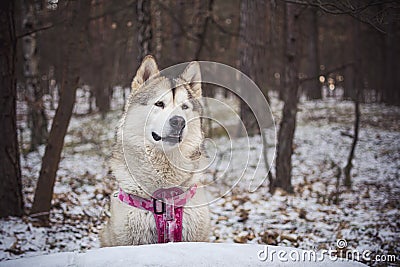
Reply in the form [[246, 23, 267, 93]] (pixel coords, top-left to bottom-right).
[[0, 243, 366, 267]]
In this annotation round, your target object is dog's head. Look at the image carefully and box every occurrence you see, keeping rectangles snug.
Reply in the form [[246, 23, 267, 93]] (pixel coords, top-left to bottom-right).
[[123, 56, 203, 152]]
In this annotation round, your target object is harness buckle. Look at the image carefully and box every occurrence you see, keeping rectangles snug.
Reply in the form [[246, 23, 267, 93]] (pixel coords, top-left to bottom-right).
[[153, 198, 165, 214]]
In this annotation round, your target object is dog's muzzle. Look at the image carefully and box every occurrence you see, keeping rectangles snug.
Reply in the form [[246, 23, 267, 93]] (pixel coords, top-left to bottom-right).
[[152, 116, 185, 144]]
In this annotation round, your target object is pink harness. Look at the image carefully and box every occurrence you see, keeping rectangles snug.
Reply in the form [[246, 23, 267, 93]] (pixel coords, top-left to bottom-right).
[[118, 185, 197, 243]]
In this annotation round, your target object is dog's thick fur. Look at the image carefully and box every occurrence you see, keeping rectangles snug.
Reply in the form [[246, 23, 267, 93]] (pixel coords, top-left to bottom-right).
[[100, 56, 210, 246]]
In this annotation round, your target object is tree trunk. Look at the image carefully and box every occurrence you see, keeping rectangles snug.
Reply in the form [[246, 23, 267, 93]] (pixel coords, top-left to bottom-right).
[[88, 0, 111, 117], [273, 3, 300, 193], [382, 7, 399, 105], [344, 89, 360, 187], [30, 0, 91, 224], [193, 0, 213, 61], [169, 0, 184, 64], [343, 16, 356, 100], [137, 0, 152, 63], [0, 0, 24, 217], [151, 0, 162, 62], [22, 1, 48, 151], [93, 80, 111, 117], [344, 20, 362, 187], [238, 0, 267, 136], [303, 7, 321, 99]]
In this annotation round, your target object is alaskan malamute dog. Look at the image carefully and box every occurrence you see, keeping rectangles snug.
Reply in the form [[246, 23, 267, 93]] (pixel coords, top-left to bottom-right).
[[100, 56, 210, 246]]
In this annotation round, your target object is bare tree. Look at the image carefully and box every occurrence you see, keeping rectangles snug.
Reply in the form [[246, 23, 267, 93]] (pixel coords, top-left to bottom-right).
[[302, 7, 321, 99], [193, 0, 214, 61], [0, 0, 24, 217], [30, 0, 91, 224], [382, 6, 400, 105], [344, 89, 360, 188], [343, 15, 357, 100], [152, 0, 163, 61], [88, 0, 112, 117], [137, 0, 153, 62], [22, 0, 48, 151], [238, 0, 267, 136], [273, 2, 301, 193], [344, 20, 362, 188], [170, 0, 184, 64], [268, 1, 285, 97]]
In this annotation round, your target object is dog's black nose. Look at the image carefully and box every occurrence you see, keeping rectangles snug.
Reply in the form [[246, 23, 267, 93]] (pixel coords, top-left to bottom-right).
[[169, 116, 185, 131]]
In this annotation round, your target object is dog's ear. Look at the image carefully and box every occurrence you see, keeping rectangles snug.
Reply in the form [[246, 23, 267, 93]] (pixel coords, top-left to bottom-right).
[[131, 55, 159, 91], [180, 61, 202, 98]]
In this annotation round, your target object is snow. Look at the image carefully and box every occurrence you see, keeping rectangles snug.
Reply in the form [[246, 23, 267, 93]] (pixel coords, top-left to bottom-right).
[[1, 89, 399, 266], [0, 243, 366, 267]]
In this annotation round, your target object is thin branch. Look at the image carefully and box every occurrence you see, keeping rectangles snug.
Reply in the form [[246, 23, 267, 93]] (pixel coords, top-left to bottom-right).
[[210, 15, 240, 37], [285, 0, 400, 33], [16, 21, 61, 39], [17, 1, 136, 39]]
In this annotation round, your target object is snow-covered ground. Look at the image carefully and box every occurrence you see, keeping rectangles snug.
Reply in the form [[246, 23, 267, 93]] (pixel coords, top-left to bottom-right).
[[1, 89, 399, 266], [0, 243, 367, 267]]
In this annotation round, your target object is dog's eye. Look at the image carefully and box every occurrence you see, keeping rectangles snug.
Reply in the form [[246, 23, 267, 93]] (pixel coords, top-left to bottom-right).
[[182, 104, 189, 110], [155, 101, 165, 108]]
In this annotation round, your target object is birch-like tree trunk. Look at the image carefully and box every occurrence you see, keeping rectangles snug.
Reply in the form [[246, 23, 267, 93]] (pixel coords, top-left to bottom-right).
[[22, 0, 48, 151]]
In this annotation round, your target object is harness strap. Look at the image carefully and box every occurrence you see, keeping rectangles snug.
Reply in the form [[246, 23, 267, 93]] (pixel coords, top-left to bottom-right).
[[118, 185, 197, 243]]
